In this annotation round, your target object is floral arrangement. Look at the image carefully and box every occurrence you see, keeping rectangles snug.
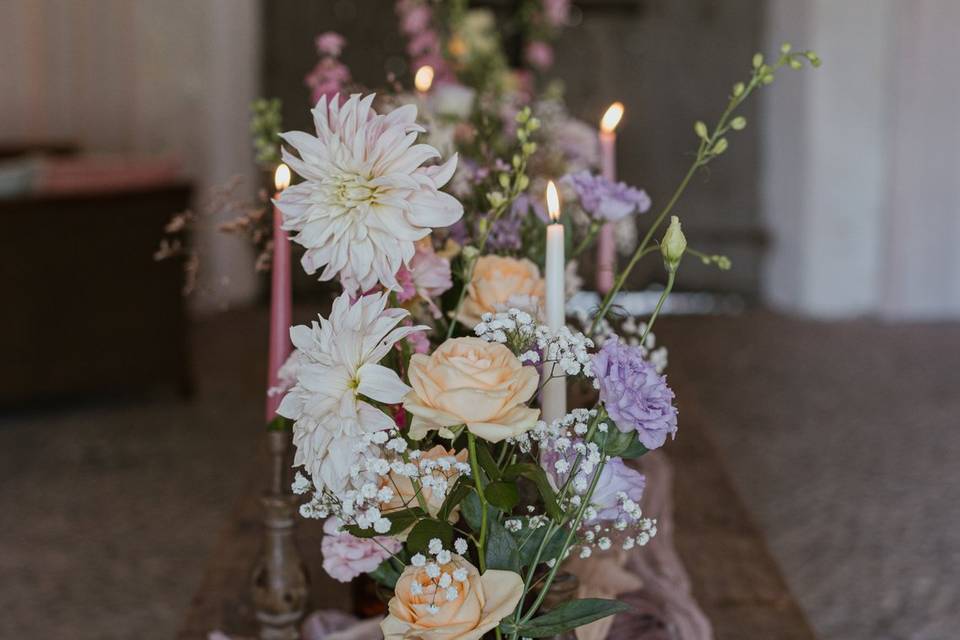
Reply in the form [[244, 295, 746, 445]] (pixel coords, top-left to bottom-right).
[[254, 4, 820, 639]]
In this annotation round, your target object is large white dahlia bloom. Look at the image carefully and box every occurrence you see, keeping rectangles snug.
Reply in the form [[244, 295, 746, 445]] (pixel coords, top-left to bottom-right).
[[277, 291, 427, 493], [276, 93, 463, 293]]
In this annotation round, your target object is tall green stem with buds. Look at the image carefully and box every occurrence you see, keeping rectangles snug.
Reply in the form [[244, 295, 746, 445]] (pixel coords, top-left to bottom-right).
[[589, 44, 820, 335]]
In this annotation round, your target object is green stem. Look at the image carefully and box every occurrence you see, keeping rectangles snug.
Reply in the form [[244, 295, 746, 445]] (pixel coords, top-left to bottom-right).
[[589, 161, 699, 335], [571, 222, 601, 258], [588, 57, 787, 336], [638, 269, 675, 346], [520, 442, 609, 624], [467, 432, 489, 572]]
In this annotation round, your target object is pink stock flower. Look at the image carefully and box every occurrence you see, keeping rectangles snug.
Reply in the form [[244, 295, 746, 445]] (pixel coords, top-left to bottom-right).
[[407, 30, 440, 57], [315, 31, 346, 56], [321, 518, 401, 583], [401, 5, 432, 35], [525, 41, 554, 70], [305, 59, 351, 104], [543, 0, 571, 27], [396, 241, 452, 317]]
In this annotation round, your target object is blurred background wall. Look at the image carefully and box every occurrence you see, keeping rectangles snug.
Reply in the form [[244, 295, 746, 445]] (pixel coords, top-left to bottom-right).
[[3, 0, 959, 319], [0, 0, 261, 312], [764, 0, 960, 319]]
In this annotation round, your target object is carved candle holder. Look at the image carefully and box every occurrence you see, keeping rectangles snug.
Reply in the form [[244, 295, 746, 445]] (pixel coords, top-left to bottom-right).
[[251, 430, 308, 639]]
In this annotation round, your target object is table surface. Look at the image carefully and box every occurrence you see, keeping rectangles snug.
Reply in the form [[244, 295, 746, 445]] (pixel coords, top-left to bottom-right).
[[177, 398, 817, 640]]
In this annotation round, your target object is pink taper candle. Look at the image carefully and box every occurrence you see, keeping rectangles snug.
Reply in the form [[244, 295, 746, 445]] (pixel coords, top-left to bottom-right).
[[266, 163, 292, 422], [596, 102, 624, 294]]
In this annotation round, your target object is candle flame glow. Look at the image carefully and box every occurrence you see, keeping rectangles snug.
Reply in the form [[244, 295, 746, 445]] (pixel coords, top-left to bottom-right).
[[274, 163, 291, 191], [600, 101, 625, 133], [414, 65, 435, 93], [546, 180, 561, 222]]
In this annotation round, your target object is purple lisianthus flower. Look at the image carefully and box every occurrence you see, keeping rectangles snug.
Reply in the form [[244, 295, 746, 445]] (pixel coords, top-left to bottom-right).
[[593, 339, 678, 449], [541, 444, 645, 522], [588, 457, 646, 521], [562, 170, 651, 222]]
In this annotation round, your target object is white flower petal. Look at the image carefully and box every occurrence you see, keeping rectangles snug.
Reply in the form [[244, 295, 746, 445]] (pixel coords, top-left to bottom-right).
[[357, 363, 411, 404]]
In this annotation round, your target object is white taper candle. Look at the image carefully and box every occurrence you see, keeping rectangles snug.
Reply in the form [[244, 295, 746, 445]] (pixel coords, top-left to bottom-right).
[[542, 181, 566, 425]]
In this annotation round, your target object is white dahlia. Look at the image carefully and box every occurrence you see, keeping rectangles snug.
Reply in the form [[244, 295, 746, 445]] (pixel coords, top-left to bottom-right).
[[276, 93, 463, 293], [277, 291, 427, 493]]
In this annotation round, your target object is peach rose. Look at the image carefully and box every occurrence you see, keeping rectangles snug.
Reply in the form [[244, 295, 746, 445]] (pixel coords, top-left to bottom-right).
[[404, 338, 540, 443], [380, 445, 469, 528], [458, 255, 545, 328], [381, 555, 523, 640]]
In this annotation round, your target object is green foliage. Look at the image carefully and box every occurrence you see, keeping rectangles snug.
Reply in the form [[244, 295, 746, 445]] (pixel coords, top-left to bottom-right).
[[438, 477, 472, 522], [461, 491, 497, 531], [250, 97, 283, 170], [513, 521, 566, 567], [345, 508, 424, 539], [405, 518, 455, 554], [502, 463, 561, 520], [485, 480, 520, 512], [484, 517, 520, 571], [368, 557, 402, 590], [501, 599, 631, 638]]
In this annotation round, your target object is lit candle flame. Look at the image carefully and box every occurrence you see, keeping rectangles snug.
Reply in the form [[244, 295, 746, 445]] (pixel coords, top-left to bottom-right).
[[414, 65, 435, 93], [274, 163, 291, 191], [546, 180, 561, 222], [600, 101, 625, 133]]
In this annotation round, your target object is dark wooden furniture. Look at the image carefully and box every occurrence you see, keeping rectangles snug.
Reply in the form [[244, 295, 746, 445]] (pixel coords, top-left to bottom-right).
[[177, 413, 816, 639], [0, 183, 193, 406]]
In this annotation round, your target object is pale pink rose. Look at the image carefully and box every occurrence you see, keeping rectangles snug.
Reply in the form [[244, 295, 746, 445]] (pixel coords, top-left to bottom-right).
[[458, 255, 545, 329], [525, 41, 554, 70], [380, 445, 468, 525], [381, 555, 523, 640], [404, 337, 541, 443], [315, 31, 346, 56], [320, 518, 401, 583]]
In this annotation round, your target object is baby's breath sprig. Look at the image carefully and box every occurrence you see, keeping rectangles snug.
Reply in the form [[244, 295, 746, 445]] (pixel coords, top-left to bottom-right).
[[589, 44, 820, 334]]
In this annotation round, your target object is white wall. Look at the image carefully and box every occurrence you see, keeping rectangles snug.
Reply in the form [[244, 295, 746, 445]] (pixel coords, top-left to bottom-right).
[[762, 0, 960, 319], [0, 0, 262, 312]]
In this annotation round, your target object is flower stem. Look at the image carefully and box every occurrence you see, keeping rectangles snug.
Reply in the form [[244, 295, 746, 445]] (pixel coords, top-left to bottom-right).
[[638, 269, 675, 346], [467, 432, 489, 572]]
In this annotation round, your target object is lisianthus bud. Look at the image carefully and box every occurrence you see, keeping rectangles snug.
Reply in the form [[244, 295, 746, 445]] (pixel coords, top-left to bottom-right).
[[661, 216, 687, 270]]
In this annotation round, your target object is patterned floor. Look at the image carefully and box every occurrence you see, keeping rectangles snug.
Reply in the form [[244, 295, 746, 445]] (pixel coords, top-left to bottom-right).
[[1, 309, 957, 639]]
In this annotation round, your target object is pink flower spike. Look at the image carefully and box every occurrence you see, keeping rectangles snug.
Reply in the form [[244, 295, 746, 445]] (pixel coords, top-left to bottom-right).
[[315, 31, 346, 57]]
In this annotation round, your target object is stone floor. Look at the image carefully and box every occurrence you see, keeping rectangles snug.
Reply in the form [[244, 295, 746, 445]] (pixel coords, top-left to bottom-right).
[[1, 308, 958, 640]]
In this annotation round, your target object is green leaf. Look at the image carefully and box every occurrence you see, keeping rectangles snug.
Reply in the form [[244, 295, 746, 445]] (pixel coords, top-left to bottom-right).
[[266, 415, 290, 432], [502, 599, 631, 638], [620, 438, 649, 459], [485, 480, 520, 512], [367, 558, 402, 590], [600, 427, 634, 455], [438, 477, 471, 521], [484, 518, 520, 571], [475, 441, 501, 481], [514, 523, 566, 568], [345, 508, 424, 538], [461, 492, 499, 531], [502, 463, 562, 520], [601, 429, 649, 459], [405, 518, 454, 555]]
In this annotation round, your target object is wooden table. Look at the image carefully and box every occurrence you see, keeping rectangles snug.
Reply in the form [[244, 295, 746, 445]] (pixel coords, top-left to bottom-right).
[[178, 405, 816, 639]]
